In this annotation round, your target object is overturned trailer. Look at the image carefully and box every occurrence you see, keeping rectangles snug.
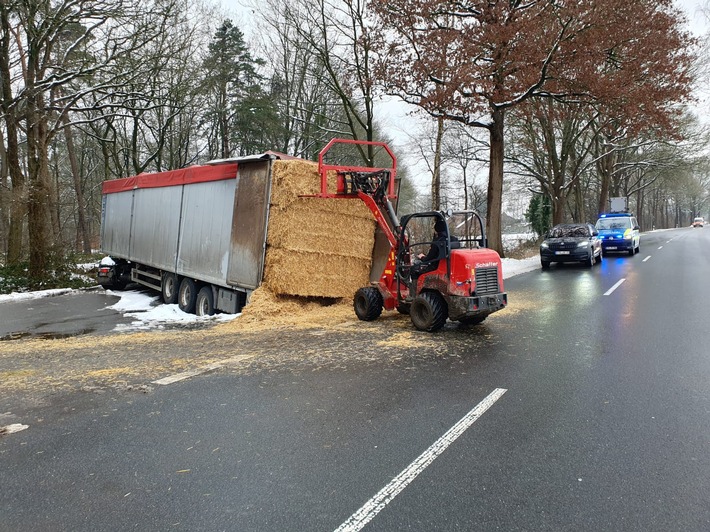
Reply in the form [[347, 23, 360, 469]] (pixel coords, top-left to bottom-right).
[[99, 155, 276, 315], [98, 151, 380, 316]]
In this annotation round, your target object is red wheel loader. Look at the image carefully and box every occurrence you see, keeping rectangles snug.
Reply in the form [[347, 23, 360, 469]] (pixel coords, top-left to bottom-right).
[[315, 139, 507, 332]]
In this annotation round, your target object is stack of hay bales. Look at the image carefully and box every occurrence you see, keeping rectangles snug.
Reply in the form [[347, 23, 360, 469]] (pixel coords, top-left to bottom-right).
[[261, 159, 377, 299]]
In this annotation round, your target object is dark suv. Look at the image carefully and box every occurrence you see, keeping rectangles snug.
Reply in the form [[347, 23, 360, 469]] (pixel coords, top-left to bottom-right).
[[540, 223, 602, 269]]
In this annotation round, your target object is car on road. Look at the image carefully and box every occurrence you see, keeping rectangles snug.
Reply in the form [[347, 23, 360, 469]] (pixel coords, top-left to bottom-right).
[[540, 223, 602, 269], [692, 217, 704, 228], [595, 212, 640, 256]]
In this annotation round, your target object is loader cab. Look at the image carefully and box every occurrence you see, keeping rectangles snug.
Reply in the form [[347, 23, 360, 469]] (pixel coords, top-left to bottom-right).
[[396, 210, 487, 297]]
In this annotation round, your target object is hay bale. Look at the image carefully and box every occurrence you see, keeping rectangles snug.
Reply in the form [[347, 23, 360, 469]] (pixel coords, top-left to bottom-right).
[[264, 159, 377, 299]]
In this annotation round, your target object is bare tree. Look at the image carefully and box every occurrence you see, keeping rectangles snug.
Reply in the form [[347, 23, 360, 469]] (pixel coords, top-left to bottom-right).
[[369, 0, 695, 256]]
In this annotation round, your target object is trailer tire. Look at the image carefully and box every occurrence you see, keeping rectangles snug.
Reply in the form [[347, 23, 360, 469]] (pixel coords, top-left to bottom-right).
[[353, 287, 383, 321], [161, 273, 178, 304], [178, 278, 197, 314], [410, 291, 447, 332], [195, 286, 215, 316]]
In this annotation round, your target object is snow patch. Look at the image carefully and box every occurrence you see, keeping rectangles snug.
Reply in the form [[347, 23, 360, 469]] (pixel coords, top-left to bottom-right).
[[106, 289, 238, 332], [0, 288, 76, 304]]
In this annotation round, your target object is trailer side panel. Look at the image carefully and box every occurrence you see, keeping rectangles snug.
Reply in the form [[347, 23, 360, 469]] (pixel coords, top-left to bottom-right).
[[176, 178, 237, 287], [130, 186, 183, 271], [101, 190, 134, 260]]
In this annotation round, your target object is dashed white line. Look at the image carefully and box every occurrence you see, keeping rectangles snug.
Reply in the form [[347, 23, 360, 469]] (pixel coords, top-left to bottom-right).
[[152, 363, 223, 385], [658, 246, 663, 249], [604, 279, 626, 296], [333, 388, 507, 532], [152, 355, 253, 386], [0, 423, 29, 436], [643, 256, 651, 262]]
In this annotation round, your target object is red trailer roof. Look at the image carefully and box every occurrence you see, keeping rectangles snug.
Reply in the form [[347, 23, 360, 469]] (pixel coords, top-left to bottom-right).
[[102, 163, 238, 194]]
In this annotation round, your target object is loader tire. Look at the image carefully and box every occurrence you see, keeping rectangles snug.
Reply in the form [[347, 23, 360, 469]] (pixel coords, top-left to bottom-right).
[[410, 291, 447, 332], [354, 287, 383, 321], [178, 278, 197, 314]]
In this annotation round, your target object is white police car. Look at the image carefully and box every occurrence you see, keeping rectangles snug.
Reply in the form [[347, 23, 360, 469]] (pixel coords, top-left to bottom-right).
[[595, 213, 640, 256]]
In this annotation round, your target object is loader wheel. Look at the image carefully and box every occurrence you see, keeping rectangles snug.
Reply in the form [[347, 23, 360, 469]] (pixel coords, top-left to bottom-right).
[[178, 278, 197, 314], [195, 286, 215, 316], [161, 273, 178, 304], [410, 292, 447, 332], [354, 287, 383, 321]]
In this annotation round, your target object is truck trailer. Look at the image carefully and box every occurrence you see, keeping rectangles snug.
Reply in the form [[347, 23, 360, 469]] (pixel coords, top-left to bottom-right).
[[98, 154, 278, 316]]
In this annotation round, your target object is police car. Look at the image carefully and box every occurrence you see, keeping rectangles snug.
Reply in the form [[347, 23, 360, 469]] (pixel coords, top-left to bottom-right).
[[595, 212, 640, 256]]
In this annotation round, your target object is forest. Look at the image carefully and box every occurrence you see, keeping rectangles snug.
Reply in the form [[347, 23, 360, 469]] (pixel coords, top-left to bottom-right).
[[0, 0, 708, 288]]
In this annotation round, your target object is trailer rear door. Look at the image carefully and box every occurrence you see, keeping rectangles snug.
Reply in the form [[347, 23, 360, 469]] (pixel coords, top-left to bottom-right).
[[227, 160, 272, 289]]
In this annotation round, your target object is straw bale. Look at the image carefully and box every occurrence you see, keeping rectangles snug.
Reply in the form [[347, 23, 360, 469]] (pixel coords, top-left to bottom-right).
[[262, 159, 377, 299], [263, 248, 371, 299], [267, 200, 375, 258]]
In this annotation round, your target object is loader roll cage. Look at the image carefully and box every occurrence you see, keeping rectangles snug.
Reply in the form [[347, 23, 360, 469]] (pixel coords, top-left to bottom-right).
[[395, 210, 488, 300]]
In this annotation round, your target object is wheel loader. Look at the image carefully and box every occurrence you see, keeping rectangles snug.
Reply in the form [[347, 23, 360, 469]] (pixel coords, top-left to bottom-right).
[[315, 139, 507, 332]]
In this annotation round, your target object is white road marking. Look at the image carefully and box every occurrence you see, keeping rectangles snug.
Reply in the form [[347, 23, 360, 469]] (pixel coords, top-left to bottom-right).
[[643, 256, 651, 262], [152, 355, 253, 385], [333, 388, 507, 532], [0, 423, 29, 435], [604, 279, 626, 296], [658, 246, 663, 249]]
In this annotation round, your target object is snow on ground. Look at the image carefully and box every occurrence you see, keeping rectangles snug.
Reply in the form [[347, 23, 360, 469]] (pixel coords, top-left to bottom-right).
[[0, 288, 75, 304], [501, 255, 540, 278], [105, 289, 239, 331]]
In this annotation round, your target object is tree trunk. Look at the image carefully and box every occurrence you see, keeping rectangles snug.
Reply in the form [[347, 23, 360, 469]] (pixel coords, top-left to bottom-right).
[[431, 116, 444, 210], [62, 115, 92, 253], [486, 107, 505, 256], [551, 194, 565, 226], [0, 5, 25, 265], [26, 101, 54, 285]]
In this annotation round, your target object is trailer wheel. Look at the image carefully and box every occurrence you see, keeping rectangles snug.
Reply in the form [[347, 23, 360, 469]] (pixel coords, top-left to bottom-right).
[[353, 287, 383, 321], [410, 291, 447, 332], [161, 273, 178, 304], [178, 278, 197, 314], [195, 286, 215, 316]]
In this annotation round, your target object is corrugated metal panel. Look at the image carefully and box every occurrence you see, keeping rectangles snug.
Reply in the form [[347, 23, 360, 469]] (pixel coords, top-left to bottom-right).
[[176, 178, 237, 286], [100, 190, 134, 258], [130, 186, 183, 270], [227, 160, 272, 289]]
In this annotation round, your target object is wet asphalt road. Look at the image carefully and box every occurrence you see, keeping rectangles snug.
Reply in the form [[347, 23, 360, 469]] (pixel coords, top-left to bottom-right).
[[2, 227, 710, 531], [0, 289, 131, 341]]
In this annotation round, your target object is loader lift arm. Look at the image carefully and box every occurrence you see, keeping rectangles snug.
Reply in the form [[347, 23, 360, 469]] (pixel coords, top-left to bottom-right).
[[314, 139, 400, 248]]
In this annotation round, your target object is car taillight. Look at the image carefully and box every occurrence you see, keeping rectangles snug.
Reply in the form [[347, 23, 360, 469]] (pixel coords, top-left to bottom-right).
[[99, 267, 110, 274]]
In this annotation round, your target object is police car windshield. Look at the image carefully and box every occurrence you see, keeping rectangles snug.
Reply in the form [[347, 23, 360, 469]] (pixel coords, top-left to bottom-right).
[[596, 218, 630, 230]]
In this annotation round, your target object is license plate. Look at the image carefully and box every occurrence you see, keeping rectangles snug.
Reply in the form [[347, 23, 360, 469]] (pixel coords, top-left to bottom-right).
[[606, 246, 617, 250], [555, 251, 570, 255]]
